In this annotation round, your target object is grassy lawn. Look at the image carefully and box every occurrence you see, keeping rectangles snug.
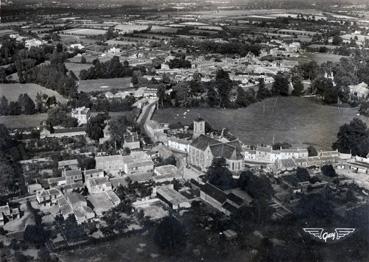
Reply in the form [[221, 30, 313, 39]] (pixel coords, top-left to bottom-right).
[[153, 97, 365, 150], [78, 77, 133, 93], [0, 83, 67, 103]]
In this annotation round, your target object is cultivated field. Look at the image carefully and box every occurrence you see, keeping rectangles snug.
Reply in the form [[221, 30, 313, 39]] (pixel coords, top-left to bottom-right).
[[153, 97, 365, 150], [78, 77, 132, 93], [61, 28, 107, 36], [0, 83, 67, 103], [297, 52, 345, 65]]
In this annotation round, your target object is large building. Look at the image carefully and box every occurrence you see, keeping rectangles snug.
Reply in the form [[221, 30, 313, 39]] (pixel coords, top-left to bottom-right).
[[188, 134, 244, 172], [71, 107, 90, 126]]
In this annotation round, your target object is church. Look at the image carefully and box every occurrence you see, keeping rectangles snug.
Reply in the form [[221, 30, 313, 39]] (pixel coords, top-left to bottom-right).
[[188, 119, 244, 172]]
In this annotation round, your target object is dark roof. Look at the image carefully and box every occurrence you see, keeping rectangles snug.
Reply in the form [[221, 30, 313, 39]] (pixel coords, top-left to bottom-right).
[[191, 134, 220, 151], [53, 127, 86, 134], [227, 193, 244, 206], [201, 183, 227, 203], [222, 201, 239, 214], [210, 143, 236, 160]]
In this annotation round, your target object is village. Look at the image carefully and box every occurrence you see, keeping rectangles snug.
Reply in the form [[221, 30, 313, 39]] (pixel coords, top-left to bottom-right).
[[2, 1, 369, 261]]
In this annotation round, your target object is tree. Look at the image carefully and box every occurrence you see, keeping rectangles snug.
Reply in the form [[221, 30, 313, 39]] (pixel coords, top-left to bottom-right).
[[46, 106, 78, 128], [321, 164, 337, 177], [333, 118, 369, 157], [272, 72, 290, 96], [18, 93, 35, 114], [81, 56, 87, 64], [236, 87, 256, 107], [86, 113, 108, 142], [307, 145, 318, 156], [291, 75, 304, 96], [0, 96, 9, 115], [109, 116, 130, 148], [332, 35, 343, 46], [207, 158, 235, 190], [154, 216, 186, 252], [207, 86, 219, 107], [238, 171, 273, 200], [256, 78, 271, 100]]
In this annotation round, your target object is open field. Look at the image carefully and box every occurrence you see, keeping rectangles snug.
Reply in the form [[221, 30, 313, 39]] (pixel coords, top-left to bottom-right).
[[297, 52, 345, 65], [65, 62, 92, 79], [61, 28, 107, 36], [78, 77, 132, 93], [153, 97, 366, 150], [0, 113, 48, 128], [0, 83, 67, 103]]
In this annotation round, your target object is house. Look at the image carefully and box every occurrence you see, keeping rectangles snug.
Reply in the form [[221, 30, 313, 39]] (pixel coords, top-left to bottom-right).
[[244, 145, 309, 164], [95, 154, 125, 175], [71, 107, 90, 126], [348, 82, 369, 100], [200, 183, 252, 216], [58, 159, 79, 170], [166, 136, 190, 153], [0, 204, 21, 227], [156, 185, 191, 210], [40, 127, 86, 139], [85, 177, 112, 194], [188, 134, 244, 172], [27, 183, 42, 194], [123, 131, 140, 150], [121, 151, 154, 175], [63, 170, 83, 185], [84, 169, 105, 180], [154, 165, 179, 183], [36, 188, 62, 208], [66, 192, 95, 224]]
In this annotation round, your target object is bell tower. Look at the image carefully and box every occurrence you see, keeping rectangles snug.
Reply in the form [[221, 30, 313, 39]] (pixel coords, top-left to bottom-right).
[[193, 118, 205, 139]]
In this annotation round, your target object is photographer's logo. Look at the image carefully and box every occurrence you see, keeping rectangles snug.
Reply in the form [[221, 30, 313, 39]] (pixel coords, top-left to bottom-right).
[[303, 228, 355, 243]]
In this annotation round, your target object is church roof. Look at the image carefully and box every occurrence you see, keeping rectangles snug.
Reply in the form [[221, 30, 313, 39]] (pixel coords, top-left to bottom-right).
[[191, 134, 220, 151]]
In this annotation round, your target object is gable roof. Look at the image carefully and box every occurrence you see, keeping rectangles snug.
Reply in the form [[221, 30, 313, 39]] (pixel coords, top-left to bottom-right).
[[201, 183, 227, 203], [191, 134, 220, 151]]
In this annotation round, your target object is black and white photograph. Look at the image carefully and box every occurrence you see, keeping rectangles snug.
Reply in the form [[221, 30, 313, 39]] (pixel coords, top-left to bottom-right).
[[1, 0, 369, 261]]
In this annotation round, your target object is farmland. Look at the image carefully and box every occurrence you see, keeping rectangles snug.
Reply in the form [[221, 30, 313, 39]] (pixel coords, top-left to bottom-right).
[[78, 77, 133, 93], [61, 28, 107, 36], [0, 83, 67, 103], [153, 97, 365, 150]]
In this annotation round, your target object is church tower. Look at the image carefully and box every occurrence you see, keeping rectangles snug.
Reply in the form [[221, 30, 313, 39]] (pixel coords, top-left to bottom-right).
[[193, 118, 205, 139]]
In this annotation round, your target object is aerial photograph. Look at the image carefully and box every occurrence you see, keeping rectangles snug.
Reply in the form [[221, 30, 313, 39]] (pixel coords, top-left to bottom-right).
[[2, 0, 369, 261]]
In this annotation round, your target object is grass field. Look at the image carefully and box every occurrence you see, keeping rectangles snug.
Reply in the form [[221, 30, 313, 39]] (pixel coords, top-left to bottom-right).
[[153, 97, 365, 150], [0, 83, 67, 103], [0, 113, 48, 128], [65, 62, 92, 79], [297, 52, 345, 65], [78, 77, 133, 93]]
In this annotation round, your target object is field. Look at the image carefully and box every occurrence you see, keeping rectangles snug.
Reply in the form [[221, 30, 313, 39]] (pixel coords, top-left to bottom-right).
[[153, 97, 366, 150], [0, 113, 48, 128], [0, 83, 67, 103], [78, 77, 132, 93], [65, 62, 92, 79], [297, 52, 345, 65], [61, 28, 107, 36]]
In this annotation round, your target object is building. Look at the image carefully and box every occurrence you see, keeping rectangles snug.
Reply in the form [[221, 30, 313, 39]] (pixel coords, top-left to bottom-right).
[[188, 134, 244, 172], [95, 154, 125, 175], [166, 136, 190, 153], [154, 165, 179, 183], [156, 185, 191, 210], [121, 151, 154, 175], [200, 183, 252, 216], [36, 188, 62, 208], [58, 159, 79, 170], [85, 177, 112, 194], [71, 107, 90, 126], [244, 146, 309, 164], [123, 131, 140, 150], [66, 192, 95, 224], [88, 191, 120, 216], [84, 169, 105, 180], [40, 127, 86, 139], [63, 170, 83, 185], [193, 118, 205, 139], [0, 204, 20, 227]]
